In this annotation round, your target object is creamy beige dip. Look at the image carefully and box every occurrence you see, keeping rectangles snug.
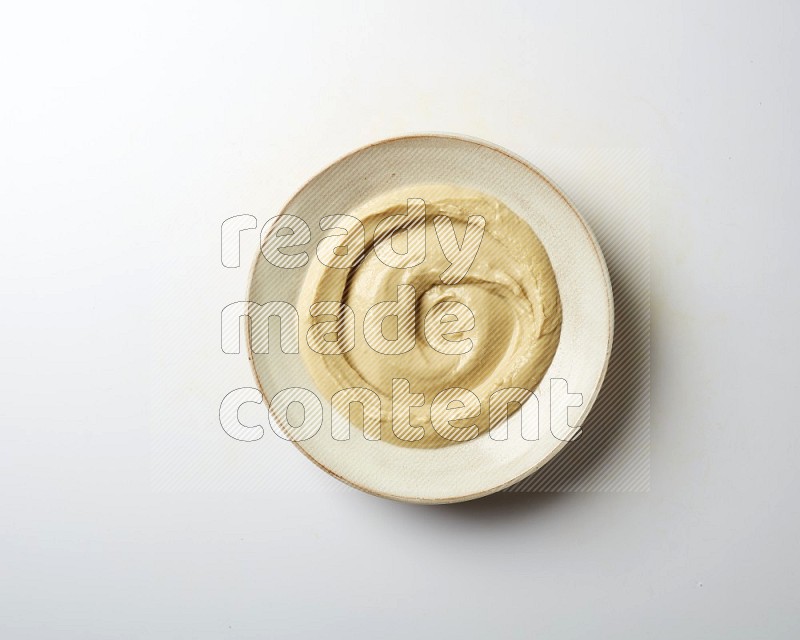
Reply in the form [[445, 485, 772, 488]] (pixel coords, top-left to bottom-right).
[[298, 185, 561, 448]]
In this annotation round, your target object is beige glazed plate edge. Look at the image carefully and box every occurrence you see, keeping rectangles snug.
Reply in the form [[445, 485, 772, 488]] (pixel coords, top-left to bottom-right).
[[246, 133, 614, 504]]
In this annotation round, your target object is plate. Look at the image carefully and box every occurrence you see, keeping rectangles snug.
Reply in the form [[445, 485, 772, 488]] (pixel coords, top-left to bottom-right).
[[247, 134, 613, 503]]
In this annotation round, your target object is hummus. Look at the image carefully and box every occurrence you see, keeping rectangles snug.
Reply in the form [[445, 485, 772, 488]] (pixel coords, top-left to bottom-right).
[[297, 185, 561, 448]]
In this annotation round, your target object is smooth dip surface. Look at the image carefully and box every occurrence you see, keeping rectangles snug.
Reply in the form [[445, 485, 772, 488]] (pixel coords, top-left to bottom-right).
[[297, 185, 562, 448]]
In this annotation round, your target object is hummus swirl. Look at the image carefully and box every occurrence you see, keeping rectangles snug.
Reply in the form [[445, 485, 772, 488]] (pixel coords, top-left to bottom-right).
[[298, 185, 561, 448]]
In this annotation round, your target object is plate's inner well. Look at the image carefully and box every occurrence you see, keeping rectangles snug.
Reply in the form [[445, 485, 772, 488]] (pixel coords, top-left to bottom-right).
[[258, 184, 562, 449]]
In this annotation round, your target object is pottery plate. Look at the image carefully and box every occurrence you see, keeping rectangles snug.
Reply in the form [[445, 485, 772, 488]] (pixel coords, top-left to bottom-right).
[[246, 135, 613, 503]]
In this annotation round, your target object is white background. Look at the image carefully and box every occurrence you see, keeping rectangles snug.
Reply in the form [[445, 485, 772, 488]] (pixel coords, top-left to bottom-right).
[[1, 1, 798, 637]]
